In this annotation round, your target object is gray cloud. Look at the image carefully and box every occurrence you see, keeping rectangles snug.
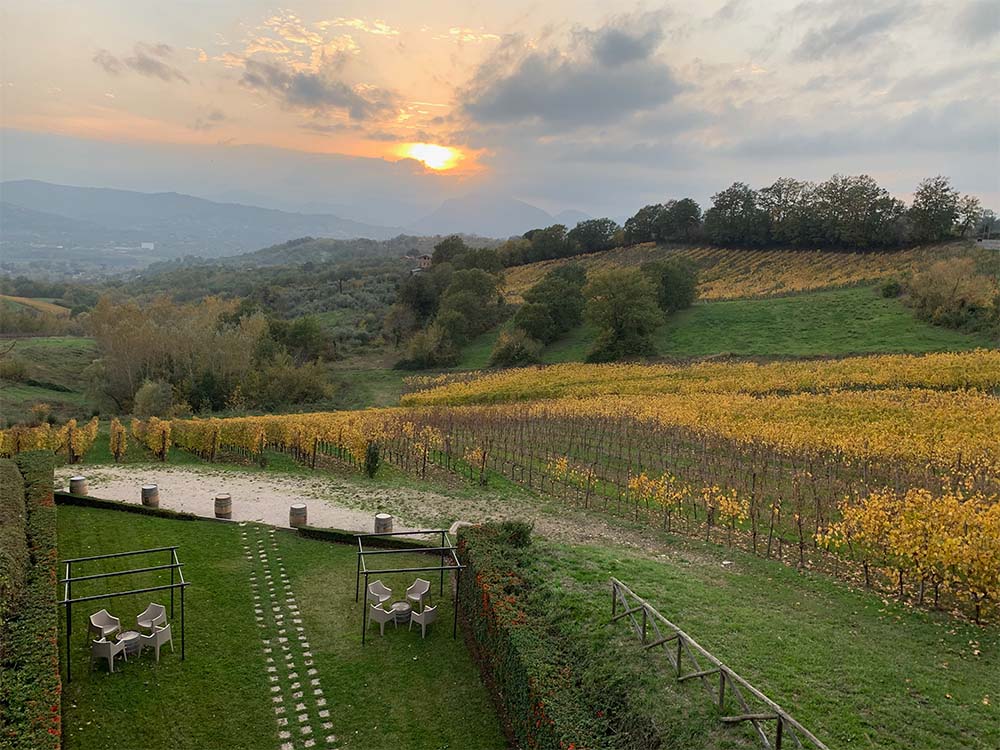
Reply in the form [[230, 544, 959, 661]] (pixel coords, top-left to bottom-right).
[[587, 27, 664, 67], [461, 18, 680, 132], [124, 43, 189, 83], [92, 49, 123, 75], [190, 108, 227, 131], [954, 0, 1000, 43], [93, 43, 188, 82], [794, 3, 907, 60], [722, 98, 997, 159], [240, 60, 397, 120]]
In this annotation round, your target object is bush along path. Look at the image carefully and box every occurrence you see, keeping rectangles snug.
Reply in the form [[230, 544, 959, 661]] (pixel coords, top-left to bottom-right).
[[240, 523, 337, 750]]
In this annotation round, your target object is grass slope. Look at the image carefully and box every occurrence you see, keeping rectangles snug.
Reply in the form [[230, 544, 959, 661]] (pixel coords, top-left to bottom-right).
[[538, 537, 998, 749], [0, 336, 97, 423], [536, 286, 991, 362], [57, 505, 504, 750]]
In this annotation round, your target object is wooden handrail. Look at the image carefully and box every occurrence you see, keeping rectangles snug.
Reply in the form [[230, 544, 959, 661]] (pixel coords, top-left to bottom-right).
[[610, 577, 828, 750]]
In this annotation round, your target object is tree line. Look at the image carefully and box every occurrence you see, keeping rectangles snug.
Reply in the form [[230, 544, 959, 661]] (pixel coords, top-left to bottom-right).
[[492, 174, 993, 268]]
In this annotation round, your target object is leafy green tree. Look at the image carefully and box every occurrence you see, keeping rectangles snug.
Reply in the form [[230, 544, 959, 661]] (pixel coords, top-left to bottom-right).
[[431, 235, 470, 265], [909, 176, 960, 243], [567, 218, 621, 252], [523, 274, 585, 334], [703, 183, 770, 246], [583, 268, 662, 362], [489, 328, 542, 367], [623, 204, 665, 244], [528, 224, 573, 261], [642, 259, 698, 313], [513, 303, 557, 343], [653, 199, 702, 242]]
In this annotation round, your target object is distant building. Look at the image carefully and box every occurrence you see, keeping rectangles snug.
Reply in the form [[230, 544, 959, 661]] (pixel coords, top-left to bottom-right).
[[141, 241, 155, 250], [417, 254, 432, 269]]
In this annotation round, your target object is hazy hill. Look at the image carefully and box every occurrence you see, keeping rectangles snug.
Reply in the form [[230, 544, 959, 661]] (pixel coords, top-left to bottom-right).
[[407, 194, 558, 238], [0, 180, 400, 272]]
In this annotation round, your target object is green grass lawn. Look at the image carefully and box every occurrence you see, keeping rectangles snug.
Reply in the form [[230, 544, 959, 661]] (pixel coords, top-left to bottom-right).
[[654, 286, 995, 357], [0, 336, 98, 423], [536, 537, 998, 750], [532, 286, 994, 363], [57, 505, 505, 750]]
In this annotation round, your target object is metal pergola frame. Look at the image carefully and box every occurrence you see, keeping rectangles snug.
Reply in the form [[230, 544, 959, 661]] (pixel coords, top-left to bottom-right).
[[59, 546, 189, 682], [354, 529, 464, 645]]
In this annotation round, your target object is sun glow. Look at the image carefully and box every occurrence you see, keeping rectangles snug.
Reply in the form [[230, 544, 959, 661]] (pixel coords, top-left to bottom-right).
[[398, 142, 462, 171]]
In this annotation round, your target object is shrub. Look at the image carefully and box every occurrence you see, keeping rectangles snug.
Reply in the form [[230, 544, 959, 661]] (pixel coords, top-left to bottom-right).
[[133, 379, 176, 418], [880, 279, 902, 298], [489, 329, 542, 368], [0, 452, 61, 750], [458, 522, 659, 750], [0, 355, 27, 382], [364, 440, 381, 478]]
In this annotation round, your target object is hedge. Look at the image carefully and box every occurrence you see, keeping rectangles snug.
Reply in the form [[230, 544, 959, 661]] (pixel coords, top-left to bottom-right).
[[54, 491, 202, 521], [0, 452, 61, 750], [458, 522, 659, 750], [296, 524, 434, 550]]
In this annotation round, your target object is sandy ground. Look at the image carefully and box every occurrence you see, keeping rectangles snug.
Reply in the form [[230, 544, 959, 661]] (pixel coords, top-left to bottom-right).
[[55, 464, 420, 533]]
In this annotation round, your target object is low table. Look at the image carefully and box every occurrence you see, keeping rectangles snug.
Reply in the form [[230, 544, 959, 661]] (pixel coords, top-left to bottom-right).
[[389, 601, 412, 625], [118, 630, 143, 657]]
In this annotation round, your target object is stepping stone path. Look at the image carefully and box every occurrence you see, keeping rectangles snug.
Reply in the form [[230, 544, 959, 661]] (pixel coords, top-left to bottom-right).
[[240, 523, 338, 750]]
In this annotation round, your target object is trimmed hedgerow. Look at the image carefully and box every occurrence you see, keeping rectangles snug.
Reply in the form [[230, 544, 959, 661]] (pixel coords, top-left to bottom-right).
[[1, 452, 61, 750], [0, 462, 29, 631], [53, 491, 201, 521], [458, 522, 659, 750], [296, 524, 431, 550]]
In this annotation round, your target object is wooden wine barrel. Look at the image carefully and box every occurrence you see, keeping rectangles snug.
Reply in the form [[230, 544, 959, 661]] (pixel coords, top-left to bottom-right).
[[69, 476, 88, 496], [289, 503, 307, 528], [214, 493, 232, 519], [374, 513, 393, 533], [141, 484, 159, 508]]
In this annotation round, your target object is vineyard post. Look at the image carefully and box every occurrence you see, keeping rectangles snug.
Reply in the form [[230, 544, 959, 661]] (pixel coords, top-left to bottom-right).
[[312, 437, 318, 469]]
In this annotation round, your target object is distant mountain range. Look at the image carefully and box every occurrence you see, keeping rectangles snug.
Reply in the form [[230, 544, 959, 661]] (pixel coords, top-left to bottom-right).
[[0, 180, 591, 275]]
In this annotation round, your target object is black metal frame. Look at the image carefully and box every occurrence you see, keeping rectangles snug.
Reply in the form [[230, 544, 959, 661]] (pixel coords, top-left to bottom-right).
[[354, 529, 464, 645], [59, 546, 189, 682]]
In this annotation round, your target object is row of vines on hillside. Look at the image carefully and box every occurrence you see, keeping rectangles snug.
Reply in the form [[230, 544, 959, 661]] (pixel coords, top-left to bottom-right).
[[0, 418, 100, 463], [130, 384, 999, 619]]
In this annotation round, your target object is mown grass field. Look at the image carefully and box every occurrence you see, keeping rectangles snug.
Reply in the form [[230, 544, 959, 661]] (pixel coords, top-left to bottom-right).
[[456, 286, 993, 367], [0, 336, 97, 424], [535, 536, 998, 749], [57, 504, 505, 750]]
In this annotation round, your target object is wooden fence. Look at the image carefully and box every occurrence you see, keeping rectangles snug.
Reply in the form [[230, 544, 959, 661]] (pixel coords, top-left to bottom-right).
[[610, 577, 828, 750]]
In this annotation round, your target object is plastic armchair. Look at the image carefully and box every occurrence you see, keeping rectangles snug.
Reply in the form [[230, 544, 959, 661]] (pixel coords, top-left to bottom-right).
[[369, 604, 396, 636], [366, 580, 392, 605], [91, 638, 127, 673], [137, 603, 167, 633], [89, 609, 121, 640], [140, 623, 174, 662], [405, 578, 431, 611], [409, 605, 438, 639]]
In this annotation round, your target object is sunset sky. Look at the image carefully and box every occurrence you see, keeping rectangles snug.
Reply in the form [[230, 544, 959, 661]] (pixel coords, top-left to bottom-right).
[[2, 0, 997, 221]]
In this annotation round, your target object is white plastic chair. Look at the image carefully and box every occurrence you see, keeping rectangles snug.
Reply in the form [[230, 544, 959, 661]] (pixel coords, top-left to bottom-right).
[[89, 609, 121, 640], [137, 603, 166, 633], [369, 603, 396, 636], [405, 578, 431, 610], [91, 638, 127, 673], [140, 624, 174, 662], [366, 580, 392, 605], [409, 605, 438, 639]]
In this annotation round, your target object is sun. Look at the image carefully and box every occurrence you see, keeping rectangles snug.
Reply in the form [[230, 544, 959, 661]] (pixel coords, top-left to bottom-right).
[[398, 142, 462, 171]]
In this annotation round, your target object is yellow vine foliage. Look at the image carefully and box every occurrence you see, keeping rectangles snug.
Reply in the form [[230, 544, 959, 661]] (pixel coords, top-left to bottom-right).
[[402, 350, 1000, 406], [824, 487, 1000, 616], [0, 417, 99, 459], [109, 418, 128, 461], [504, 243, 948, 301]]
